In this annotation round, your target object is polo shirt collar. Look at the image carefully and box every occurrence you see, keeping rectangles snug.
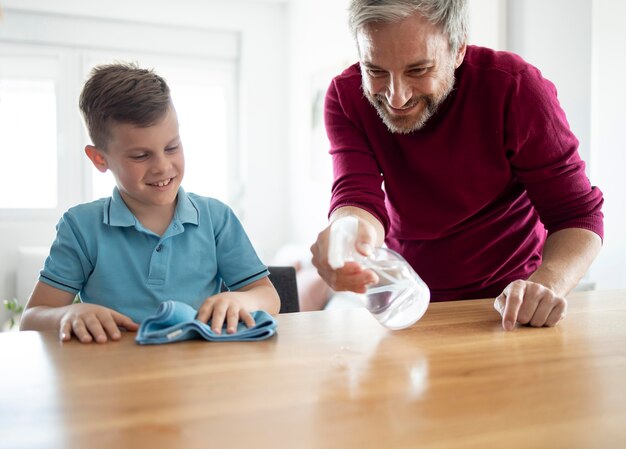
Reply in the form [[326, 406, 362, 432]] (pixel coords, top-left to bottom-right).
[[104, 187, 199, 227], [173, 187, 199, 226]]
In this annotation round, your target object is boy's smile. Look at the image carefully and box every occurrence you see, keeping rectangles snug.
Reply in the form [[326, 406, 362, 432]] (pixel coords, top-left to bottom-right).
[[86, 104, 184, 222]]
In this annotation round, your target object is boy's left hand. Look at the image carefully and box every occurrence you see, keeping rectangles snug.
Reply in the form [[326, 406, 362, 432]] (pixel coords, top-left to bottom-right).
[[196, 293, 256, 334]]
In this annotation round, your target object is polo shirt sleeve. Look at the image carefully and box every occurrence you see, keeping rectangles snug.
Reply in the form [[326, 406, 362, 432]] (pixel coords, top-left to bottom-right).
[[39, 211, 94, 296], [210, 201, 269, 291], [325, 75, 390, 233], [504, 66, 604, 239]]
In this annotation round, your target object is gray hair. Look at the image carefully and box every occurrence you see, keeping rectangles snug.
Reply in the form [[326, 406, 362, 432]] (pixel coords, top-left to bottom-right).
[[348, 0, 468, 55]]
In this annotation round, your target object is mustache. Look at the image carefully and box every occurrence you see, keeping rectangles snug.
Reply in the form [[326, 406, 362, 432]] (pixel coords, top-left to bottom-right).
[[372, 94, 430, 111]]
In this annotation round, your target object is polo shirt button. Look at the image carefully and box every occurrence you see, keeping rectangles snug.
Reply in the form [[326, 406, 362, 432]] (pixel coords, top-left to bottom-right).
[[156, 244, 162, 252]]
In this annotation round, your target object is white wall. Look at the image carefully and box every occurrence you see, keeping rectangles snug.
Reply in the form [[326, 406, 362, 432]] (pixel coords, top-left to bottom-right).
[[506, 0, 592, 165], [286, 0, 355, 250], [588, 0, 626, 289]]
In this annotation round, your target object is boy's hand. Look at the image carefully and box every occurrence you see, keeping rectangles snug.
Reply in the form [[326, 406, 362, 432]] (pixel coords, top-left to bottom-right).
[[197, 294, 255, 335], [59, 303, 139, 343]]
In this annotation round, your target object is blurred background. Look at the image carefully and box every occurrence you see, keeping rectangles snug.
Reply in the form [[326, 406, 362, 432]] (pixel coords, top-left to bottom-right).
[[1, 0, 624, 327]]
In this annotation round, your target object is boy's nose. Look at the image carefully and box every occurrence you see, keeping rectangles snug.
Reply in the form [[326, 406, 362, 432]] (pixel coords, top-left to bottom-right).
[[151, 154, 171, 173]]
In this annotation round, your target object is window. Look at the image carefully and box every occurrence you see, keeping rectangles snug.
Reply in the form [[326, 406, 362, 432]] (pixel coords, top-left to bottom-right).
[[0, 9, 240, 215], [0, 78, 57, 208]]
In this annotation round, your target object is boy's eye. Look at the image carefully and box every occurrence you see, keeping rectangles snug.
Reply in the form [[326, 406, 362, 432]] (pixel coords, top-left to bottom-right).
[[165, 146, 179, 153], [130, 154, 148, 160]]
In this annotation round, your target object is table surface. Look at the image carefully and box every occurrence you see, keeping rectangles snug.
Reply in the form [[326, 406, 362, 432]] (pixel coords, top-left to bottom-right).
[[1, 289, 626, 449]]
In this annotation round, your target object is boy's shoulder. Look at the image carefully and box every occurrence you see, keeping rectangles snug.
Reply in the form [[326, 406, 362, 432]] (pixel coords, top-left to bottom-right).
[[62, 197, 110, 224], [185, 192, 233, 214]]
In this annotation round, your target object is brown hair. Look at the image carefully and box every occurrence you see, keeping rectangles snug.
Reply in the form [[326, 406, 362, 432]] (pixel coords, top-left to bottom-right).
[[79, 62, 171, 150]]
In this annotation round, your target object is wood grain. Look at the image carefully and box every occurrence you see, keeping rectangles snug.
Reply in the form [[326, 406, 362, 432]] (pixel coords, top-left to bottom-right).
[[1, 290, 625, 449]]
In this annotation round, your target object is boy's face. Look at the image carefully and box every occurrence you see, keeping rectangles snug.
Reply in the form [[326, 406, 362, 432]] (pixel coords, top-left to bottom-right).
[[87, 104, 184, 215]]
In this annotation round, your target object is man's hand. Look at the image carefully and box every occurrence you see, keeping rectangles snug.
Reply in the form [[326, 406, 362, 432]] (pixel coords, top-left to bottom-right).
[[494, 280, 567, 331], [59, 303, 139, 343], [310, 214, 380, 293]]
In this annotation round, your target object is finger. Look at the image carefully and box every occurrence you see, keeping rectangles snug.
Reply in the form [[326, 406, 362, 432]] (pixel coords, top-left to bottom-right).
[[493, 291, 507, 315], [502, 281, 525, 331], [516, 287, 543, 325], [71, 319, 94, 343], [225, 308, 240, 334], [113, 312, 139, 331], [335, 263, 378, 293], [83, 315, 108, 343], [100, 314, 122, 340], [240, 309, 256, 329], [544, 298, 568, 327], [355, 220, 375, 257], [196, 300, 216, 324], [60, 320, 72, 341], [210, 304, 227, 334], [529, 296, 555, 327]]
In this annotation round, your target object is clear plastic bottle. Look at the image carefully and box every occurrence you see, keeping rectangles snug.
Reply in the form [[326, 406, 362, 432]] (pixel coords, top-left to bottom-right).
[[328, 217, 430, 330]]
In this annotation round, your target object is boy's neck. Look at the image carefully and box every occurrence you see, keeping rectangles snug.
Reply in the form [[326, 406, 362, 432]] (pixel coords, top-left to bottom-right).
[[136, 205, 176, 236], [119, 193, 177, 237]]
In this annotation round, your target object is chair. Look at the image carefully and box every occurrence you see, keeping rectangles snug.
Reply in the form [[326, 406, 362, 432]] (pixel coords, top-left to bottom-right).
[[221, 266, 300, 313], [268, 266, 300, 314]]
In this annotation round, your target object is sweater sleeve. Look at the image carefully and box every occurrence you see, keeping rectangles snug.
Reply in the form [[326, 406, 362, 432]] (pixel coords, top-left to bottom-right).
[[325, 76, 390, 233], [504, 66, 604, 239]]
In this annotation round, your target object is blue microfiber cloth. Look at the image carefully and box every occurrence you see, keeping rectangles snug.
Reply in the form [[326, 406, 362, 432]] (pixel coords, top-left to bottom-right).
[[136, 300, 277, 345]]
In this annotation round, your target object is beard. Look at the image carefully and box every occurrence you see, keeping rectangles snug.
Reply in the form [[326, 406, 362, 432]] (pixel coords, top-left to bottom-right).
[[363, 62, 456, 134]]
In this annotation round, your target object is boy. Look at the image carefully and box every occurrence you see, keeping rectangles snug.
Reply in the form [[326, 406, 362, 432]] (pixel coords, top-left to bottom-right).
[[20, 63, 280, 343]]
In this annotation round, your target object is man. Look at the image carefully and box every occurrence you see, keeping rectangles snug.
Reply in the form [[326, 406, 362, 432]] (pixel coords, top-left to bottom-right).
[[310, 0, 604, 330]]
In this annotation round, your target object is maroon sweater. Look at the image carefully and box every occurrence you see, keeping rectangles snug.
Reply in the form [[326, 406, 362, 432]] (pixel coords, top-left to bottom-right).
[[326, 45, 604, 301]]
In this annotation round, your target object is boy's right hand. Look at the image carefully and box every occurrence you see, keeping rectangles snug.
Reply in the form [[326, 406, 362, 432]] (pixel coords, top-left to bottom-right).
[[59, 303, 138, 343]]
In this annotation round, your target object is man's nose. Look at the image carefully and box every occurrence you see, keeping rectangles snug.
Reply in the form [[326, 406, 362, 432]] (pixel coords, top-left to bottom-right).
[[385, 75, 411, 109]]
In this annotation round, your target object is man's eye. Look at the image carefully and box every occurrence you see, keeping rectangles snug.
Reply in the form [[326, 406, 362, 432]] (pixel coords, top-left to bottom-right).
[[408, 67, 428, 76], [367, 69, 386, 78]]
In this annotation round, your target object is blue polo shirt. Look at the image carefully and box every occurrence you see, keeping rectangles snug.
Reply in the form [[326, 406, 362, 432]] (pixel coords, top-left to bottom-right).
[[39, 187, 269, 323]]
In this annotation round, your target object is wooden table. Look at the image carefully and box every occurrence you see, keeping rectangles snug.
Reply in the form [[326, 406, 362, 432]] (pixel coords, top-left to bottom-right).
[[1, 290, 625, 449]]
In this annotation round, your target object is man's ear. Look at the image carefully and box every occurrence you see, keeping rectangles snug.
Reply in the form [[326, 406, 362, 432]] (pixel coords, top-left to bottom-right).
[[455, 41, 467, 68], [85, 145, 109, 173]]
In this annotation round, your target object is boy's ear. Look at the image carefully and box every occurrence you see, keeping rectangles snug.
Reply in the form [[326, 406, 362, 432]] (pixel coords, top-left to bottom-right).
[[85, 145, 109, 173]]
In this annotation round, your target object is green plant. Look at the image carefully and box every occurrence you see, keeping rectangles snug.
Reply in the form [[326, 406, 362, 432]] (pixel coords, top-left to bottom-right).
[[3, 298, 24, 330]]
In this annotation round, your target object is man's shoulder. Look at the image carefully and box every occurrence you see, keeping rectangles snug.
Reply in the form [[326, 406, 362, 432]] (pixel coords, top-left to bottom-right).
[[464, 45, 533, 78], [333, 62, 361, 81], [330, 62, 362, 92]]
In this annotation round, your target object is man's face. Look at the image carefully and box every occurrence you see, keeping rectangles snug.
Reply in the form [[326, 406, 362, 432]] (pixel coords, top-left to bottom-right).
[[357, 13, 465, 134], [97, 105, 185, 216]]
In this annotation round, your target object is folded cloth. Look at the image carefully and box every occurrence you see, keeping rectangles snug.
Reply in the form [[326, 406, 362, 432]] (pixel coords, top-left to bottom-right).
[[136, 300, 277, 345]]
